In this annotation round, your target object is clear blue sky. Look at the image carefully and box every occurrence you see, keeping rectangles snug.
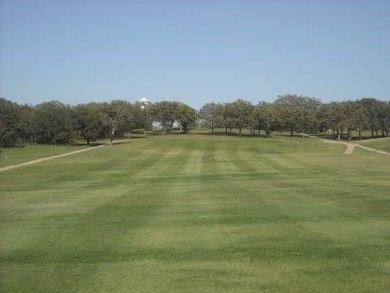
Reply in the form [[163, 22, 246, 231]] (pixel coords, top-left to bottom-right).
[[1, 0, 389, 109]]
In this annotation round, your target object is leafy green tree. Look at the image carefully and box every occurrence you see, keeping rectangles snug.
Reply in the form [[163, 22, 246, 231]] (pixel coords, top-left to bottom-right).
[[223, 102, 235, 134], [131, 102, 152, 135], [359, 98, 386, 137], [151, 101, 180, 135], [221, 99, 254, 136], [228, 99, 254, 136], [199, 102, 224, 134], [321, 101, 368, 140], [274, 95, 299, 136], [34, 100, 74, 144], [376, 100, 390, 137], [317, 103, 331, 136], [73, 103, 105, 144], [177, 103, 198, 134], [252, 101, 277, 137], [349, 101, 369, 140], [322, 101, 348, 139], [101, 100, 133, 144], [18, 104, 37, 143], [274, 95, 321, 136], [384, 101, 390, 136], [0, 98, 23, 147]]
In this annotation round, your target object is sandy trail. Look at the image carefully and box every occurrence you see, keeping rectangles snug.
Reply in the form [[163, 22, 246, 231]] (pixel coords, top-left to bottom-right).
[[354, 143, 389, 155], [307, 135, 389, 155], [0, 145, 105, 173], [344, 143, 355, 155]]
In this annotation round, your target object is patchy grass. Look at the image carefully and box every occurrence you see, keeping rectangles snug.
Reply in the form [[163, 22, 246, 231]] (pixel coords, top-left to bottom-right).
[[0, 134, 389, 292]]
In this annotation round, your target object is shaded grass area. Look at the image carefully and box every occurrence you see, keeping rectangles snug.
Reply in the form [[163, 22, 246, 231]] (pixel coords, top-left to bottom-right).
[[1, 135, 389, 292]]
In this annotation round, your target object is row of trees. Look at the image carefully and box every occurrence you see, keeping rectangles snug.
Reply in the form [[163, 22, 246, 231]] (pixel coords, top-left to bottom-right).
[[200, 96, 390, 139], [1, 96, 389, 147], [0, 98, 198, 147]]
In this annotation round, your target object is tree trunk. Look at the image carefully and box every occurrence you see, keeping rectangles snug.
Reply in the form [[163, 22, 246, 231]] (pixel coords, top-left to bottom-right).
[[110, 123, 116, 145], [290, 129, 294, 136]]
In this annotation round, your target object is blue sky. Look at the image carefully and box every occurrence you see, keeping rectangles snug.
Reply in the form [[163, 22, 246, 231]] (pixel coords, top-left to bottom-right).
[[1, 0, 389, 109]]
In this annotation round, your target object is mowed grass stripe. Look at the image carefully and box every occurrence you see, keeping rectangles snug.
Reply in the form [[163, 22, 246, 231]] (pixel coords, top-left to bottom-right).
[[215, 171, 390, 288], [236, 149, 280, 175], [1, 135, 389, 292], [1, 143, 166, 223]]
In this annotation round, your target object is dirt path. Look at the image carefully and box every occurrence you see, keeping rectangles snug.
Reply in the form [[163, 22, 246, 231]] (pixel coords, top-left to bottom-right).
[[307, 135, 389, 155], [344, 143, 355, 155], [315, 138, 354, 154], [354, 144, 390, 155], [0, 145, 105, 173]]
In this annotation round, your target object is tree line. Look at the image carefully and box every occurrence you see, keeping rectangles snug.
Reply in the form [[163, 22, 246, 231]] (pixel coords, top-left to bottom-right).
[[1, 95, 389, 147]]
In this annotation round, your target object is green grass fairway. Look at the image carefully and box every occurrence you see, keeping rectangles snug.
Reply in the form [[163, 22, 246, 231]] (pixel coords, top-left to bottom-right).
[[1, 135, 389, 292]]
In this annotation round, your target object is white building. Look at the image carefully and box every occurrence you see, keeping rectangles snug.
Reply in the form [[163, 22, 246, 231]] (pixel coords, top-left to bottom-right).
[[139, 97, 151, 109]]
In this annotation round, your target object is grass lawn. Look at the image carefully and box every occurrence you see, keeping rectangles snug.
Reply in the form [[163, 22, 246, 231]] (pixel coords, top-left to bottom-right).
[[0, 134, 389, 292], [355, 137, 390, 153], [0, 144, 93, 168]]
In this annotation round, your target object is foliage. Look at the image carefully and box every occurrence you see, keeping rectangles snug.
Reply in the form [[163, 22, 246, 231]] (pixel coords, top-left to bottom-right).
[[199, 102, 224, 134], [251, 101, 277, 136], [0, 96, 388, 147], [274, 95, 321, 136], [33, 101, 74, 144], [0, 98, 23, 147], [131, 102, 153, 133], [103, 100, 132, 143], [176, 103, 198, 134], [228, 99, 254, 136], [359, 98, 390, 137], [150, 101, 180, 134], [73, 103, 105, 144]]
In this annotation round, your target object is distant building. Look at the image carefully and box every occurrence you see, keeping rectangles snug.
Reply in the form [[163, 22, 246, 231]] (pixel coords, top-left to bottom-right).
[[139, 97, 151, 109]]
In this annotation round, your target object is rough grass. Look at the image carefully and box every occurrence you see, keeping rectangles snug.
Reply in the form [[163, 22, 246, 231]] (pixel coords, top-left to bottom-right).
[[0, 134, 389, 292]]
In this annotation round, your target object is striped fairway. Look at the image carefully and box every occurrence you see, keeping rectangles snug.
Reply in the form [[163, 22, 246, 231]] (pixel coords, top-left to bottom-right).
[[0, 135, 389, 292]]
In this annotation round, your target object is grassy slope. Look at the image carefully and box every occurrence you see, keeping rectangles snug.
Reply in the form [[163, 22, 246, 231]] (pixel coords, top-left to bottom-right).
[[356, 137, 390, 152], [0, 135, 389, 292]]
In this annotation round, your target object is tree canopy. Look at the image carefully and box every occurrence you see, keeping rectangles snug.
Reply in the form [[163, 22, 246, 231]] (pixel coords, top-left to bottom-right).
[[0, 96, 388, 147]]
